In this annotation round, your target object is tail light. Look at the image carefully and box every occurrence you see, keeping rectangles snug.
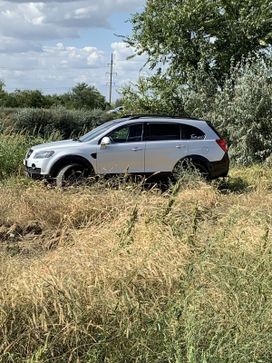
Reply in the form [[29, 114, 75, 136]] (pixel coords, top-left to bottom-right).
[[216, 139, 228, 153]]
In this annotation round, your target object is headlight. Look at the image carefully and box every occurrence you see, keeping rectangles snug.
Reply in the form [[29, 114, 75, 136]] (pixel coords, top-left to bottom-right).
[[25, 149, 33, 159], [33, 150, 55, 159]]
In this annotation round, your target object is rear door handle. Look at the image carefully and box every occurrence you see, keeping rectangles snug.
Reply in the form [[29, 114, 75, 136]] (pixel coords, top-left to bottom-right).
[[131, 147, 143, 151], [176, 145, 185, 149]]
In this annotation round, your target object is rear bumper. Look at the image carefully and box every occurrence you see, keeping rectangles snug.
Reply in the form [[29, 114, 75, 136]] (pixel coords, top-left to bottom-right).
[[210, 153, 229, 178]]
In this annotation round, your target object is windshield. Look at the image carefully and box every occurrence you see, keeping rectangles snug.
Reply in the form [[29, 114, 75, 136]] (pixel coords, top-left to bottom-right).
[[79, 120, 117, 142]]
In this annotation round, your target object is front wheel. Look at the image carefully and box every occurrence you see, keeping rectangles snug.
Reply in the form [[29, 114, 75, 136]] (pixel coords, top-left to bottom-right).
[[56, 164, 91, 187]]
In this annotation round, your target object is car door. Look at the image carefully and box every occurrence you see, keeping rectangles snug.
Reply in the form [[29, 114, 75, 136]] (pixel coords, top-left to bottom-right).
[[96, 123, 145, 174], [144, 122, 188, 173], [181, 123, 207, 155]]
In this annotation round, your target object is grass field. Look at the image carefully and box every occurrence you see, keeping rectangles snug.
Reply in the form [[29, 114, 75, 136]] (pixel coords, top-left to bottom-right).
[[0, 166, 271, 362]]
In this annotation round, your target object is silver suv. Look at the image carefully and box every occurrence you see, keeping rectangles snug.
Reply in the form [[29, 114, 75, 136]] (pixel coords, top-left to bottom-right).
[[24, 115, 229, 185]]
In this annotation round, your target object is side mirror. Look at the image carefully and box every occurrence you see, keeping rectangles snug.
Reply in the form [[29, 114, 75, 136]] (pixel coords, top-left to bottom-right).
[[100, 136, 111, 149]]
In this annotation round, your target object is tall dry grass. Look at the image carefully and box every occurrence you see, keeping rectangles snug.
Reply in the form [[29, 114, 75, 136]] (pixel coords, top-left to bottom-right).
[[0, 168, 271, 362]]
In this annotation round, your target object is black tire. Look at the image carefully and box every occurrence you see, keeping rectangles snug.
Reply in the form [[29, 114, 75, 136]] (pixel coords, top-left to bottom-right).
[[172, 158, 210, 181], [56, 164, 91, 187]]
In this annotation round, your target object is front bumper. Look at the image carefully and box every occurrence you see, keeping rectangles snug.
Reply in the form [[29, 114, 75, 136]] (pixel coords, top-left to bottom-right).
[[24, 156, 51, 179], [25, 166, 44, 180]]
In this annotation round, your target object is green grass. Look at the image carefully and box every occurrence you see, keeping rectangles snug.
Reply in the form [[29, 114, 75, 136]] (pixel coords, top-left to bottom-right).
[[0, 131, 59, 179]]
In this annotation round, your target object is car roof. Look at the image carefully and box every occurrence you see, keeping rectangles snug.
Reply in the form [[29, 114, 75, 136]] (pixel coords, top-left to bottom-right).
[[115, 115, 207, 126]]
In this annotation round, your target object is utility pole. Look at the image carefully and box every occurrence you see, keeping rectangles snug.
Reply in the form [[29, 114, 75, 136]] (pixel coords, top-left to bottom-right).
[[109, 53, 114, 105], [106, 53, 117, 105]]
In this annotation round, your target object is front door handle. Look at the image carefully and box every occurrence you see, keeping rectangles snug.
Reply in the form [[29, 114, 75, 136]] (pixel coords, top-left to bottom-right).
[[131, 148, 143, 152]]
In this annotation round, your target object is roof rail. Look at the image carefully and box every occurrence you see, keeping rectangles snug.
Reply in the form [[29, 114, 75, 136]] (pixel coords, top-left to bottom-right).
[[121, 113, 198, 120]]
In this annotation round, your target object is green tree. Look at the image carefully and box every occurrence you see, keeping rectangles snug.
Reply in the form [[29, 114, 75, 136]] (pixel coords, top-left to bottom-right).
[[122, 56, 272, 164], [1, 89, 48, 108], [14, 90, 47, 108], [68, 83, 106, 110], [0, 80, 5, 93], [122, 67, 218, 116], [128, 0, 272, 85], [0, 82, 106, 110], [0, 80, 7, 102]]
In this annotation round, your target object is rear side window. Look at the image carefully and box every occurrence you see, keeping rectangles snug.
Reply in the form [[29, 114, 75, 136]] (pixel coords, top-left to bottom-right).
[[181, 124, 205, 140], [144, 123, 180, 141]]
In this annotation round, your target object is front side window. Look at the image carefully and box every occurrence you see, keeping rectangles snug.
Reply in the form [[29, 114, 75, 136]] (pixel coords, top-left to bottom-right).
[[144, 123, 180, 141], [181, 125, 205, 140], [79, 120, 117, 142], [108, 124, 143, 143]]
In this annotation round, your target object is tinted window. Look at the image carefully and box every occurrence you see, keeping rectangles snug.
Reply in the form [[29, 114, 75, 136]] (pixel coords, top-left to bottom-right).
[[181, 125, 205, 140], [145, 123, 180, 141], [108, 124, 143, 143], [128, 124, 143, 142]]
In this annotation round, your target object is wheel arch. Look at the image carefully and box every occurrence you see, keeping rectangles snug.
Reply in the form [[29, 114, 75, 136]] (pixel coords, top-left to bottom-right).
[[49, 155, 95, 178], [173, 154, 212, 173]]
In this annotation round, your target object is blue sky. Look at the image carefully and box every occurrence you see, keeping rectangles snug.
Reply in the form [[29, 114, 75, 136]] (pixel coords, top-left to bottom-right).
[[0, 0, 146, 101]]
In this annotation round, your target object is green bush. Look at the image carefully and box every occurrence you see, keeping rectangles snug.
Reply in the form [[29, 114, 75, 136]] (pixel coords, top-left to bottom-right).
[[0, 132, 58, 179], [12, 107, 112, 138], [0, 107, 114, 178], [207, 58, 272, 164], [122, 56, 272, 165]]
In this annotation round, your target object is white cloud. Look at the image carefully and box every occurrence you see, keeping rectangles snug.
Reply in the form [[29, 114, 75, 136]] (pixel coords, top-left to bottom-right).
[[0, 1, 144, 42], [0, 43, 105, 92], [0, 36, 41, 53], [111, 41, 151, 92], [0, 42, 147, 100], [0, 1, 147, 100]]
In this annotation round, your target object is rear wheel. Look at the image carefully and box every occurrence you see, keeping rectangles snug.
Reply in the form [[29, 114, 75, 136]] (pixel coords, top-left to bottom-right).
[[172, 159, 210, 181], [56, 164, 92, 187]]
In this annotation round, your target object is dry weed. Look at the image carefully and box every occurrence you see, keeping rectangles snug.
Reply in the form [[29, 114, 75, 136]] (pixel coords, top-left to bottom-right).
[[0, 169, 271, 362]]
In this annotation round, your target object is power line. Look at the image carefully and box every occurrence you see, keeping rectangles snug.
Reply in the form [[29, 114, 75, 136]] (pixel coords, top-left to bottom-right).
[[0, 65, 109, 71]]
